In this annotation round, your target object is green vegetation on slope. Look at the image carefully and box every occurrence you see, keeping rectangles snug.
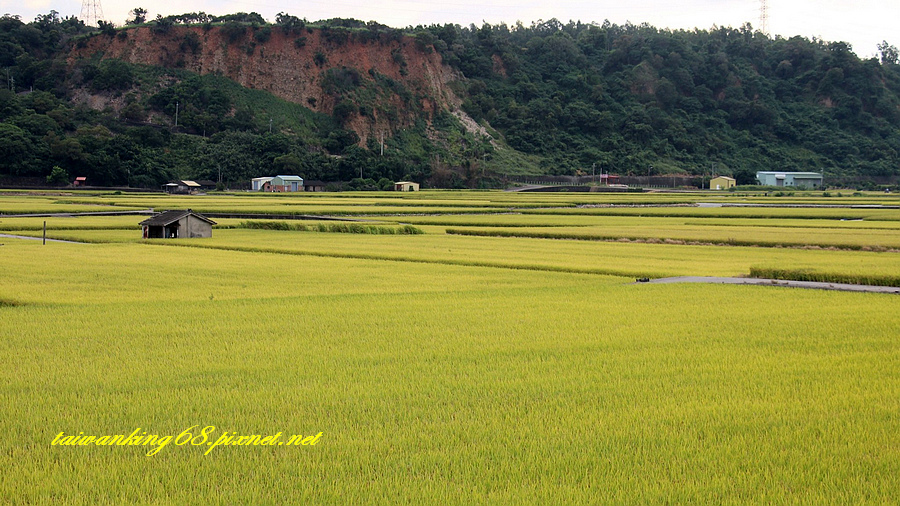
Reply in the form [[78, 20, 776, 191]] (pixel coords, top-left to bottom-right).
[[422, 20, 900, 183]]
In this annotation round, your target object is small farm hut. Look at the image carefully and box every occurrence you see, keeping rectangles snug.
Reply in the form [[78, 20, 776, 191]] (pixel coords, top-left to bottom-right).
[[165, 180, 202, 194], [710, 176, 736, 190], [394, 181, 420, 191], [304, 180, 327, 192], [140, 209, 216, 239]]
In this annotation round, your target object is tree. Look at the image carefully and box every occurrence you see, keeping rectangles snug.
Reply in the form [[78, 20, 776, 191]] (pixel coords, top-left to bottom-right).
[[91, 59, 134, 91], [878, 40, 899, 65], [0, 123, 36, 174], [128, 8, 147, 25], [97, 20, 116, 37], [46, 165, 69, 185], [273, 153, 302, 173], [121, 101, 146, 122], [275, 12, 305, 34], [377, 177, 394, 190]]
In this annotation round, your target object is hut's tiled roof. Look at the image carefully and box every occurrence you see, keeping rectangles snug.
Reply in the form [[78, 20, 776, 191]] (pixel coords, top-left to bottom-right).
[[139, 210, 216, 227]]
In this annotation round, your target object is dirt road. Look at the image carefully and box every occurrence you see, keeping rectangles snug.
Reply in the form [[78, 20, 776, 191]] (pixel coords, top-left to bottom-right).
[[641, 276, 900, 294]]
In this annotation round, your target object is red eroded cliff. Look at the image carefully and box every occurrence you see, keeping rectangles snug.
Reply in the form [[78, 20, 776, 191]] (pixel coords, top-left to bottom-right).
[[69, 25, 465, 142]]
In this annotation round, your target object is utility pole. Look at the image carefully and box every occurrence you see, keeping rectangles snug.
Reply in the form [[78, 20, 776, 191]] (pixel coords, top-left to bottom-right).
[[174, 102, 179, 130], [269, 118, 273, 133], [592, 162, 596, 183], [380, 131, 384, 156]]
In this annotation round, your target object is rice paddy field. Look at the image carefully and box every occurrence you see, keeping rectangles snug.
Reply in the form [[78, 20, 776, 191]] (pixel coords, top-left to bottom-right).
[[1, 189, 899, 503]]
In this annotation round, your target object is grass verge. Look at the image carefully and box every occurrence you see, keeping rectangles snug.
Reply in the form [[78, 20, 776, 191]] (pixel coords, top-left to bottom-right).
[[749, 267, 900, 287]]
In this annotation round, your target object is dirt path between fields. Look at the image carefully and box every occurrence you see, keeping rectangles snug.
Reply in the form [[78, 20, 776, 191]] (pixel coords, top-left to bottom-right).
[[0, 233, 82, 243], [641, 276, 900, 294]]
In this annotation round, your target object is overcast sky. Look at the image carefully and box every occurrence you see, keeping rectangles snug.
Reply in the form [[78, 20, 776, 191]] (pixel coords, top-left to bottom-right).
[[5, 0, 898, 58]]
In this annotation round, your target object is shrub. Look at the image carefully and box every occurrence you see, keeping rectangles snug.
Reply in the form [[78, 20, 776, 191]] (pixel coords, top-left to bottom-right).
[[253, 26, 272, 43], [151, 15, 173, 34], [749, 267, 900, 288], [46, 166, 69, 185], [97, 20, 116, 37], [322, 67, 361, 94], [236, 221, 423, 235], [239, 220, 292, 230], [221, 22, 247, 43], [92, 59, 135, 91], [332, 100, 356, 123], [180, 32, 201, 54]]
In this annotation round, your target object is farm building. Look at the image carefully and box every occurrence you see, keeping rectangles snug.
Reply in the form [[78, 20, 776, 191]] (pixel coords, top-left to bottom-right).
[[304, 180, 327, 192], [72, 176, 87, 187], [196, 180, 218, 191], [252, 175, 304, 192], [394, 181, 420, 191], [165, 180, 202, 194], [251, 177, 274, 191], [140, 209, 216, 239], [756, 172, 823, 188], [710, 176, 736, 190]]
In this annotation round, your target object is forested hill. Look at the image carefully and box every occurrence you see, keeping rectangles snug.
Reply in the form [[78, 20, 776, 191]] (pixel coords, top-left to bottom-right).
[[441, 21, 900, 184], [2, 12, 900, 188]]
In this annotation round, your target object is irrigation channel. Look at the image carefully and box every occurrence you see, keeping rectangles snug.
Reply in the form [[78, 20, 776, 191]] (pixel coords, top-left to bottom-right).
[[641, 276, 900, 294]]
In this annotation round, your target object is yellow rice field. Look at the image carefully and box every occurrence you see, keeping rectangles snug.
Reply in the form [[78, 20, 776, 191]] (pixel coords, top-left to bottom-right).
[[1, 190, 898, 503]]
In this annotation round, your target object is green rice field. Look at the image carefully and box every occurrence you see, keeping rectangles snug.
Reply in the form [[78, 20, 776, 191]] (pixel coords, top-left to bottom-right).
[[1, 190, 898, 503]]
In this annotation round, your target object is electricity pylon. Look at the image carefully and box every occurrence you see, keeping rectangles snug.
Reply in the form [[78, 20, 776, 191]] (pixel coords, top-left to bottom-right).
[[80, 0, 104, 26]]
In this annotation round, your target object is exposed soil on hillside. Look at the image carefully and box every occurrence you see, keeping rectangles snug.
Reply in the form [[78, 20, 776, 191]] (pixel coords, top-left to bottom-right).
[[69, 26, 469, 143]]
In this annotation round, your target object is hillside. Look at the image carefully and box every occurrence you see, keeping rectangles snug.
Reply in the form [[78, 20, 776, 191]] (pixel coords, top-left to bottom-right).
[[68, 23, 464, 146], [2, 13, 900, 188], [428, 20, 900, 184]]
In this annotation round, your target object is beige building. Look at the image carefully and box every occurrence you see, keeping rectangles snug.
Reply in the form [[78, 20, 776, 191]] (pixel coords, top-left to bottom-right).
[[140, 209, 216, 239], [394, 181, 420, 191], [710, 176, 736, 190]]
